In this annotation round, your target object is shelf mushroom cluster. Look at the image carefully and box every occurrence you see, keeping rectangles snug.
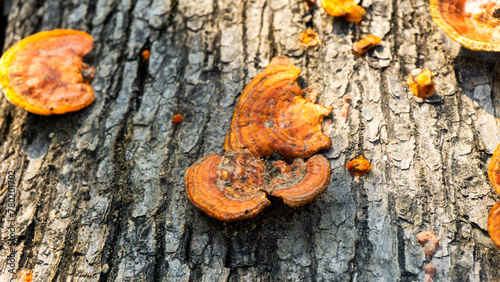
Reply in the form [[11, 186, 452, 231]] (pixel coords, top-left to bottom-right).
[[184, 56, 333, 221]]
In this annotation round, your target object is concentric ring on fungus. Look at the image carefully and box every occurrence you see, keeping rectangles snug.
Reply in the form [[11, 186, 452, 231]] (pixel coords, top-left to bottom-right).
[[0, 29, 95, 115], [224, 56, 333, 160], [430, 0, 500, 51]]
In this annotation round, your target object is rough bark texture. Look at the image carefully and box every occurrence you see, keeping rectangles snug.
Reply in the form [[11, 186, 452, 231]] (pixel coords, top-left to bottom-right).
[[1, 0, 500, 281]]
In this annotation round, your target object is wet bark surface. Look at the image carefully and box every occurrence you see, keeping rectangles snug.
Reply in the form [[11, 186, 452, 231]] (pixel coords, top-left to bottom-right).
[[1, 0, 500, 281]]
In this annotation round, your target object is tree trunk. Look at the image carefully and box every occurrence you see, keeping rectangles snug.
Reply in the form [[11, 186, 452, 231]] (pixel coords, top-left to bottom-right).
[[1, 0, 500, 281]]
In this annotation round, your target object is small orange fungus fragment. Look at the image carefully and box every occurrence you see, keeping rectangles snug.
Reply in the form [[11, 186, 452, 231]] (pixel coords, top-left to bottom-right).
[[407, 69, 436, 99], [141, 49, 150, 60], [430, 0, 500, 51], [321, 0, 366, 24], [352, 35, 381, 56], [488, 201, 500, 248], [340, 94, 352, 119], [347, 155, 373, 176], [17, 269, 33, 282], [172, 114, 183, 124], [299, 29, 321, 49], [424, 263, 436, 282], [224, 56, 332, 160], [488, 142, 500, 196], [416, 231, 440, 258], [0, 29, 95, 115]]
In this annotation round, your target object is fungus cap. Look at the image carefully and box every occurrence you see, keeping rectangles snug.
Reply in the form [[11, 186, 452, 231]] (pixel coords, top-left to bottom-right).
[[184, 152, 271, 222], [265, 155, 331, 207], [224, 56, 332, 159], [488, 201, 500, 247], [430, 0, 500, 51], [0, 29, 95, 115]]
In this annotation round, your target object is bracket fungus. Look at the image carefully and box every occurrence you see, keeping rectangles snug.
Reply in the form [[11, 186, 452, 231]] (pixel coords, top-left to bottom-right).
[[185, 56, 332, 221], [430, 0, 500, 51], [224, 56, 333, 160], [0, 29, 95, 115], [408, 69, 436, 99], [488, 143, 500, 196], [352, 35, 381, 56], [488, 202, 500, 247], [321, 0, 366, 24], [265, 155, 331, 207], [184, 151, 271, 221]]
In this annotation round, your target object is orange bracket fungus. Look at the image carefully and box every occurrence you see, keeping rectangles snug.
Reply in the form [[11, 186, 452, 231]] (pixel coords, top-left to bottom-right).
[[224, 56, 332, 160], [184, 56, 332, 221], [265, 155, 331, 207], [417, 231, 440, 258], [408, 69, 436, 99], [488, 143, 500, 196], [185, 151, 271, 221], [347, 155, 373, 176], [0, 29, 95, 115], [488, 202, 500, 247], [352, 35, 381, 56], [430, 0, 500, 51], [321, 0, 366, 24], [299, 29, 321, 49]]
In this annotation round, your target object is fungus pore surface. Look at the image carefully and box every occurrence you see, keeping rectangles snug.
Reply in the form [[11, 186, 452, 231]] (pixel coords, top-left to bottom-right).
[[185, 56, 332, 221], [0, 29, 95, 115], [430, 0, 500, 51]]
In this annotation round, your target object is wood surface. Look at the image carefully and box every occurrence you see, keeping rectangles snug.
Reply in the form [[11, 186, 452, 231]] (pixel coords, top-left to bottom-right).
[[1, 0, 500, 280]]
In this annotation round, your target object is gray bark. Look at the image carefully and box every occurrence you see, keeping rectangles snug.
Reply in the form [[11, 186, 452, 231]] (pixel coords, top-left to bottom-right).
[[0, 0, 499, 281]]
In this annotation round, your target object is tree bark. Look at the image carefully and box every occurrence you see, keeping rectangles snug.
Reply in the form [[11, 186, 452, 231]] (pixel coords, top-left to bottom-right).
[[1, 0, 500, 281]]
